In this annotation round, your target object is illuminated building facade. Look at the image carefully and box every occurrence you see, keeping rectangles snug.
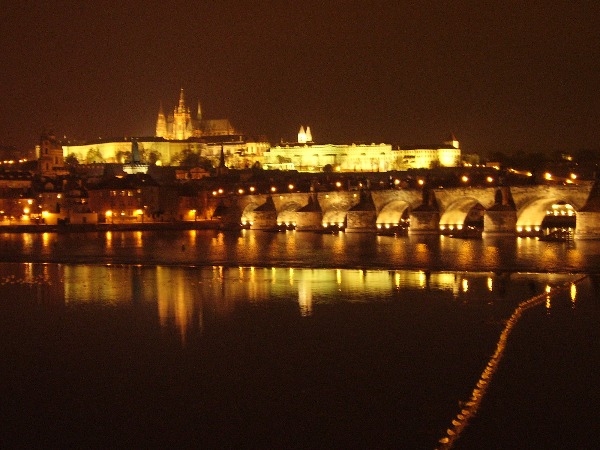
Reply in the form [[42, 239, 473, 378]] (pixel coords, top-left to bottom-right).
[[62, 136, 269, 170], [61, 89, 269, 169], [264, 128, 461, 172]]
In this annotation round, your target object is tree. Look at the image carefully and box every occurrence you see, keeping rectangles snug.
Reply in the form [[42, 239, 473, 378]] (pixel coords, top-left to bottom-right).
[[64, 153, 79, 167], [177, 148, 213, 170], [147, 151, 161, 165], [115, 150, 129, 164], [85, 148, 104, 163]]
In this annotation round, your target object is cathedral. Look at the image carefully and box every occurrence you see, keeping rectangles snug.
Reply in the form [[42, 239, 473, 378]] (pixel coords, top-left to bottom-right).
[[155, 89, 237, 140]]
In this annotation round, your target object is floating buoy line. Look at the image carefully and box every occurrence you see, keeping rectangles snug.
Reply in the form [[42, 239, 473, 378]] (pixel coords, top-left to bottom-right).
[[436, 275, 588, 449]]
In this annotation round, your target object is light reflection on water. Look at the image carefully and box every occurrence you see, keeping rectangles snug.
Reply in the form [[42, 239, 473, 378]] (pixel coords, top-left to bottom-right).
[[0, 259, 596, 448], [3, 229, 600, 272], [0, 262, 577, 341]]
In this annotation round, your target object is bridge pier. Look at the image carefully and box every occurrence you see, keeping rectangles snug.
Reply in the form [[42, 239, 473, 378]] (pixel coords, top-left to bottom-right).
[[483, 209, 517, 235], [574, 181, 600, 239], [295, 193, 323, 231], [249, 197, 278, 230], [575, 212, 600, 239], [346, 191, 377, 233], [408, 209, 440, 235], [346, 210, 377, 232]]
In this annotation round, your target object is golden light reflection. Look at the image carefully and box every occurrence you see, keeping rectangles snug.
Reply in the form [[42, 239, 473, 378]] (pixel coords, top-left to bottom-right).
[[412, 243, 431, 267], [487, 277, 493, 292], [419, 270, 427, 288], [570, 283, 577, 308], [462, 278, 469, 293], [22, 233, 32, 247], [331, 231, 345, 262], [298, 278, 313, 317], [337, 269, 342, 285], [134, 231, 143, 248], [157, 266, 196, 342], [289, 267, 294, 286], [106, 231, 113, 250]]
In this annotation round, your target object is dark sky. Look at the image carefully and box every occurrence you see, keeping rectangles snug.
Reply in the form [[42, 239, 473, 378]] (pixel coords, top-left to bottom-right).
[[2, 1, 600, 155]]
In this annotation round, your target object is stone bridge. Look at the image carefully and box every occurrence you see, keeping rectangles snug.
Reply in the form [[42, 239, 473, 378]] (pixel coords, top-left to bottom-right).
[[217, 181, 599, 239]]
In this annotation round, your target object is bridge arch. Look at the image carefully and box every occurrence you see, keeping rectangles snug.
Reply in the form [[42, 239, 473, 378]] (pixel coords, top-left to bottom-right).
[[516, 197, 577, 232], [376, 200, 410, 226], [240, 201, 263, 225], [439, 197, 485, 231]]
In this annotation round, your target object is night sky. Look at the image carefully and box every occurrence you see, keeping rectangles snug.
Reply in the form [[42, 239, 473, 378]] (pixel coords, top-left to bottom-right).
[[2, 1, 600, 155]]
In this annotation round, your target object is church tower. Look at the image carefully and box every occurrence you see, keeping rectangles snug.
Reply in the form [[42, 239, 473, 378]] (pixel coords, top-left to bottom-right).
[[298, 126, 313, 144], [305, 126, 313, 143], [155, 101, 167, 138], [173, 88, 192, 140], [298, 126, 307, 143], [37, 132, 65, 176], [445, 132, 459, 149]]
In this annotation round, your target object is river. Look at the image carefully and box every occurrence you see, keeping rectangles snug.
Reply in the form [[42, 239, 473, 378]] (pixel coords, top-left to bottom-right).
[[0, 230, 598, 448]]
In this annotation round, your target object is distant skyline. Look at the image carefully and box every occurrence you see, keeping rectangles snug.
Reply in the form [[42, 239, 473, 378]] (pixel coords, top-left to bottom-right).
[[2, 1, 600, 155]]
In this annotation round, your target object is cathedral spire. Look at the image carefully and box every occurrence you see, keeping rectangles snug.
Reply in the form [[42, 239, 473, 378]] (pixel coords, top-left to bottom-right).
[[178, 88, 186, 111]]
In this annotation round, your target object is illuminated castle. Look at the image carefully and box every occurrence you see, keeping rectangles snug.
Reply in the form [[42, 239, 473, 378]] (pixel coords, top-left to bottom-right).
[[155, 88, 237, 140], [264, 128, 461, 171]]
